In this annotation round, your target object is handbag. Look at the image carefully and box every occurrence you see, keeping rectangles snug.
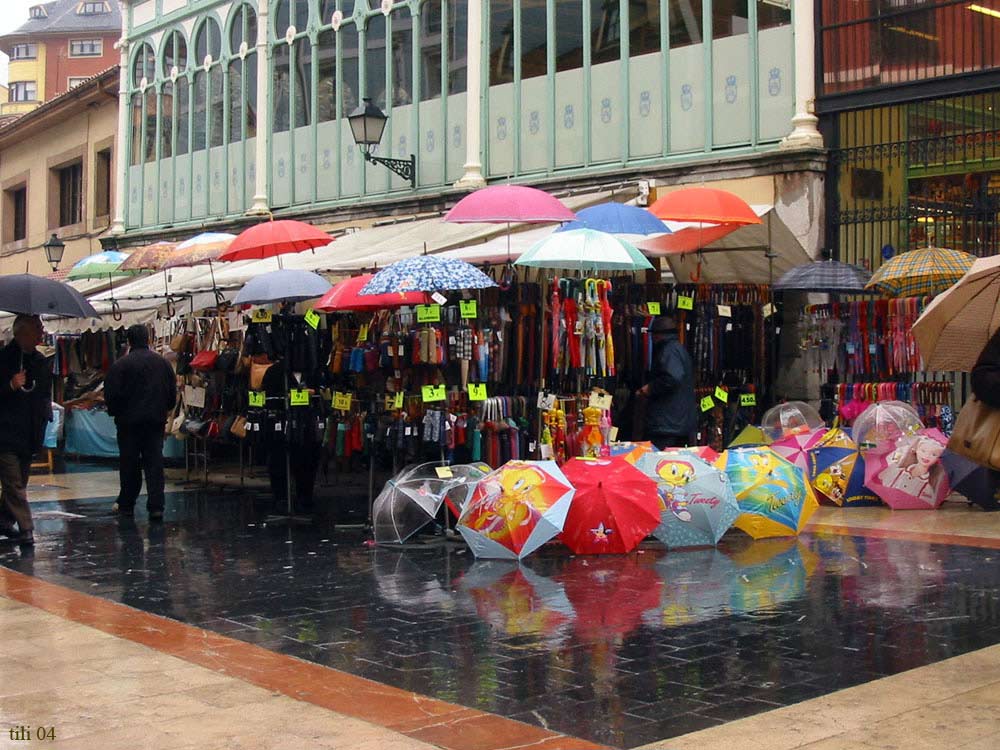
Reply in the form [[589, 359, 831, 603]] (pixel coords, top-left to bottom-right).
[[191, 318, 220, 371], [215, 348, 240, 373], [948, 396, 1000, 470], [230, 415, 248, 439]]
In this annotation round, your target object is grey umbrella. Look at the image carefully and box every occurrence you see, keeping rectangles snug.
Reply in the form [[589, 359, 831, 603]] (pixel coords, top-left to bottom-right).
[[232, 269, 331, 305], [773, 259, 873, 294], [0, 274, 98, 317]]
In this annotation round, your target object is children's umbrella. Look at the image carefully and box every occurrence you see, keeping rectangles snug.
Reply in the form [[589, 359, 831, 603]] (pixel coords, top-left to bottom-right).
[[771, 427, 827, 472], [608, 441, 654, 464], [656, 445, 722, 464], [457, 460, 575, 560], [760, 401, 825, 442], [358, 255, 497, 295], [720, 447, 819, 539], [372, 477, 452, 544], [729, 425, 769, 447], [807, 428, 881, 507], [444, 185, 577, 223], [559, 457, 660, 554], [864, 428, 951, 509], [852, 400, 923, 452], [865, 246, 975, 298], [555, 202, 669, 236], [514, 228, 653, 272]]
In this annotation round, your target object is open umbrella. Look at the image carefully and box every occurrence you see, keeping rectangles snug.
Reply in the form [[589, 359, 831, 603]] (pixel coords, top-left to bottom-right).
[[372, 477, 451, 543], [457, 460, 575, 560], [118, 241, 179, 271], [66, 251, 134, 280], [865, 246, 975, 298], [314, 273, 430, 312], [941, 450, 1000, 510], [761, 401, 825, 442], [555, 202, 669, 236], [514, 228, 653, 272], [852, 400, 923, 452], [559, 457, 660, 554], [774, 259, 873, 294], [219, 220, 332, 262], [608, 441, 655, 464], [864, 428, 951, 509], [232, 269, 331, 305], [720, 447, 819, 539], [729, 425, 769, 447], [359, 255, 497, 296], [444, 185, 577, 223], [648, 187, 762, 226], [0, 274, 98, 318], [657, 445, 722, 464], [770, 427, 828, 472], [807, 428, 881, 507], [162, 232, 236, 268]]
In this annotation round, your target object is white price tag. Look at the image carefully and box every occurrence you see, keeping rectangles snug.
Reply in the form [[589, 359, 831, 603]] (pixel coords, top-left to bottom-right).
[[431, 292, 448, 306], [718, 304, 732, 318], [762, 302, 775, 318], [539, 444, 553, 459]]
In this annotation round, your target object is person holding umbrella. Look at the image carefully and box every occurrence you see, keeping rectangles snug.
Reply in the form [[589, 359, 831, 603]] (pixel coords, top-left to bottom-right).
[[0, 315, 52, 546], [636, 316, 697, 449]]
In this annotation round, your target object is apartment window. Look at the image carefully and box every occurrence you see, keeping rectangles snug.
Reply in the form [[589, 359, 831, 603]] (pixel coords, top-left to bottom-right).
[[11, 44, 37, 60], [29, 5, 47, 18], [3, 187, 27, 243], [68, 76, 89, 88], [94, 149, 111, 218], [9, 82, 37, 102], [69, 39, 103, 57], [57, 162, 83, 227], [77, 1, 109, 13]]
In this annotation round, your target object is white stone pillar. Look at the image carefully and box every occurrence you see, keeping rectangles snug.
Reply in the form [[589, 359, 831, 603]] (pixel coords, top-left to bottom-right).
[[247, 0, 271, 214], [110, 26, 129, 235], [780, 0, 823, 149], [453, 0, 486, 189]]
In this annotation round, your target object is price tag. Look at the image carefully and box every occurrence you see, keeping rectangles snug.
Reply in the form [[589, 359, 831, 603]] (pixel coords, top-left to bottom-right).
[[431, 291, 448, 306], [435, 466, 454, 479], [304, 309, 320, 329], [251, 308, 272, 323], [868, 344, 877, 354], [385, 395, 395, 410], [588, 392, 613, 410], [539, 444, 554, 459], [717, 304, 732, 318], [714, 387, 729, 404], [468, 383, 488, 401], [460, 299, 478, 319], [762, 303, 775, 318], [677, 295, 694, 311], [393, 391, 404, 409], [333, 392, 352, 411], [416, 304, 441, 323], [422, 384, 446, 402], [248, 391, 265, 407], [290, 389, 310, 406], [700, 395, 716, 412], [647, 301, 662, 315], [356, 323, 369, 343], [845, 343, 856, 354], [609, 426, 619, 442], [740, 393, 757, 407]]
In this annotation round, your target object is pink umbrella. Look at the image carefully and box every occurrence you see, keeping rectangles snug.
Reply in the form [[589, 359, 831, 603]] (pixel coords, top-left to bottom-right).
[[444, 185, 577, 224], [864, 428, 951, 510], [770, 427, 828, 472]]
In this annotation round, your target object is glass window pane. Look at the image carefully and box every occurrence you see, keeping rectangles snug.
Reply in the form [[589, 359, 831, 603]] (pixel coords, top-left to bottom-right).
[[391, 12, 413, 105], [522, 0, 547, 79], [273, 42, 291, 132], [193, 70, 208, 149], [367, 15, 387, 108], [246, 53, 258, 137], [555, 0, 584, 72], [274, 0, 289, 36], [713, 0, 747, 39], [421, 1, 443, 101], [163, 31, 187, 75], [489, 0, 514, 84], [757, 0, 788, 31], [669, 0, 702, 48], [317, 29, 338, 121], [210, 65, 225, 145], [196, 17, 222, 61], [320, 0, 337, 24], [160, 82, 174, 158], [631, 0, 659, 56], [145, 89, 157, 161], [294, 37, 313, 127], [449, 0, 468, 93], [130, 93, 143, 165], [177, 80, 190, 154], [342, 25, 360, 112], [591, 0, 619, 64], [292, 0, 309, 30], [229, 60, 243, 142]]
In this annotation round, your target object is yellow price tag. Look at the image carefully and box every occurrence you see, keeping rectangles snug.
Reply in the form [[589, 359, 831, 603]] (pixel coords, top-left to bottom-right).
[[422, 384, 446, 403], [435, 466, 454, 479], [700, 395, 715, 412], [714, 387, 729, 404], [740, 393, 757, 407], [393, 391, 404, 410], [467, 383, 488, 401], [251, 308, 273, 323], [677, 295, 694, 311], [356, 323, 369, 343], [647, 301, 662, 316], [460, 300, 478, 319], [248, 391, 265, 407], [333, 391, 352, 411], [416, 304, 441, 323], [290, 389, 310, 406], [304, 309, 320, 329]]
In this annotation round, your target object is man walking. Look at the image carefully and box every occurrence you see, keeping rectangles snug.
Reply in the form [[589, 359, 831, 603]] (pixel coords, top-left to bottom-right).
[[0, 315, 52, 546], [104, 325, 176, 522], [637, 315, 697, 449]]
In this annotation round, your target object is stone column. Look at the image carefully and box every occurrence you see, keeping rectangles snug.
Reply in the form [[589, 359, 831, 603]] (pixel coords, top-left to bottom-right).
[[780, 0, 823, 149], [109, 25, 129, 235], [453, 0, 487, 189], [247, 0, 271, 214]]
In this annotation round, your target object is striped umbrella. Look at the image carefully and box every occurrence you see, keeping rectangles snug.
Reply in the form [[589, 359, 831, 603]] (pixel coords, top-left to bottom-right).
[[865, 246, 975, 298], [774, 259, 872, 294]]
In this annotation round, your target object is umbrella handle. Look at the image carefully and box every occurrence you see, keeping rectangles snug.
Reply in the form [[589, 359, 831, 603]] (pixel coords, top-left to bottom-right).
[[112, 300, 123, 322], [214, 288, 226, 308], [689, 260, 703, 283]]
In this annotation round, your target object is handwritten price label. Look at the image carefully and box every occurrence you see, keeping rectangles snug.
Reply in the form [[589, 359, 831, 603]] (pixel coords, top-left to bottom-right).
[[303, 309, 320, 329], [289, 389, 310, 406], [717, 304, 732, 318], [677, 295, 694, 311], [248, 391, 265, 407], [460, 299, 478, 319], [647, 301, 662, 316], [333, 392, 352, 411], [435, 466, 454, 479], [740, 393, 757, 407], [416, 304, 441, 323], [700, 395, 716, 412], [422, 384, 446, 403], [467, 383, 488, 401], [251, 308, 273, 323], [714, 387, 729, 404]]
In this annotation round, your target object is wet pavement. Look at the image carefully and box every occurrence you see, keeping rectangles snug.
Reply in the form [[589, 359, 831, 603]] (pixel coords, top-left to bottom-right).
[[4, 491, 1000, 748]]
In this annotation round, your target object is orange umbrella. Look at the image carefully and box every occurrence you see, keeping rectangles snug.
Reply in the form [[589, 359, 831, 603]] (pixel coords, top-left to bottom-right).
[[649, 187, 761, 226], [218, 220, 331, 262]]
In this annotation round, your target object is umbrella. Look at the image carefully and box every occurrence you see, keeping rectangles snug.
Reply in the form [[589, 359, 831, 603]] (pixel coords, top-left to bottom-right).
[[232, 269, 331, 305], [912, 254, 1000, 372], [358, 255, 497, 296], [314, 273, 431, 312], [774, 259, 872, 294], [558, 557, 662, 641], [457, 460, 575, 560], [760, 401, 825, 442], [635, 451, 740, 548], [770, 427, 828, 472], [118, 241, 179, 271], [864, 428, 951, 509], [66, 251, 134, 280], [555, 202, 669, 236], [865, 246, 975, 298], [729, 425, 769, 447], [444, 185, 577, 223], [161, 232, 236, 268], [219, 220, 332, 262], [559, 457, 660, 554], [608, 441, 655, 464], [372, 477, 451, 543], [394, 461, 491, 517], [941, 450, 1000, 510], [514, 228, 654, 272], [720, 447, 819, 538], [0, 274, 98, 318], [807, 428, 881, 507], [648, 187, 762, 226], [852, 400, 923, 452]]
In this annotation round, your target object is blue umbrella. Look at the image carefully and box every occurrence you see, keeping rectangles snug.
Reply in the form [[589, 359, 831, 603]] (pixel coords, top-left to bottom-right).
[[359, 255, 497, 295], [555, 202, 670, 236], [233, 269, 331, 305]]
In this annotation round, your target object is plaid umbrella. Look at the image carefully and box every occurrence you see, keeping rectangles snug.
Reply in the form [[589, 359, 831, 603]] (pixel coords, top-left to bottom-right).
[[774, 260, 872, 293], [865, 246, 975, 298]]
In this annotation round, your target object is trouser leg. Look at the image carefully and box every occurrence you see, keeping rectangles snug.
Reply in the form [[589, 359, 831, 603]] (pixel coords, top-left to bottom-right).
[[116, 424, 143, 509], [140, 428, 166, 513], [0, 452, 33, 532]]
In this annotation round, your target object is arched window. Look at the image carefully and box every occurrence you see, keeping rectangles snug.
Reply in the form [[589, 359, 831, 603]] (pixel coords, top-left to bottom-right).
[[293, 36, 313, 127], [159, 31, 187, 160], [132, 41, 155, 87], [228, 4, 258, 142], [274, 0, 309, 37], [195, 17, 222, 63], [319, 0, 337, 24], [162, 29, 187, 76], [192, 17, 223, 151]]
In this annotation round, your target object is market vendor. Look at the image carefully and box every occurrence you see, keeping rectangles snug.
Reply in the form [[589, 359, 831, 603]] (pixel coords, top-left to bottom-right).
[[636, 315, 696, 450]]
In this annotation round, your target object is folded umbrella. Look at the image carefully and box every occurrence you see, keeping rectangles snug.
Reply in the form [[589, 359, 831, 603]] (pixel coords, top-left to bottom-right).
[[0, 274, 98, 318], [233, 269, 331, 305]]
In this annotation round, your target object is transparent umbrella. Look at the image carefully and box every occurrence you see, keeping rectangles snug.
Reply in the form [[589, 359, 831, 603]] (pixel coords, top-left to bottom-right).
[[851, 400, 923, 453], [761, 401, 825, 442], [372, 477, 452, 544]]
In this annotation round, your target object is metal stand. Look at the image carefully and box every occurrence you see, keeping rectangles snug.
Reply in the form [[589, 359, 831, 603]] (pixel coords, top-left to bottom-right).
[[264, 336, 311, 525]]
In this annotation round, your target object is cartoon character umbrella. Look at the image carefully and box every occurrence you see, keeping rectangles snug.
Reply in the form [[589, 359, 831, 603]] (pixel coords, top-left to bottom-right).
[[458, 460, 575, 559], [559, 457, 660, 555], [635, 451, 741, 548], [807, 428, 881, 507], [864, 428, 951, 509], [720, 447, 819, 539], [608, 441, 654, 464], [657, 446, 722, 464], [372, 477, 452, 543], [771, 427, 828, 472], [729, 425, 769, 447]]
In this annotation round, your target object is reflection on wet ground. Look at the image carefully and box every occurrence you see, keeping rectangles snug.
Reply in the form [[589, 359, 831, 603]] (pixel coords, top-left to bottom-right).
[[4, 491, 1000, 748]]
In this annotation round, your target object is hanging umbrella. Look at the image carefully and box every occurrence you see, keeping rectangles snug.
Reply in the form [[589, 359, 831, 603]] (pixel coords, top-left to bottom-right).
[[865, 246, 975, 298], [852, 400, 923, 452], [358, 255, 497, 296], [118, 241, 179, 271], [161, 232, 236, 269], [555, 202, 669, 236], [559, 457, 660, 555], [864, 428, 951, 510], [457, 460, 575, 560], [635, 451, 740, 548], [719, 447, 819, 539], [770, 427, 828, 472], [558, 557, 662, 641], [774, 259, 873, 294], [0, 274, 98, 318], [66, 251, 134, 281], [372, 477, 452, 544], [444, 185, 577, 223], [807, 428, 881, 507], [232, 269, 331, 305], [314, 273, 431, 312], [648, 187, 762, 226], [760, 401, 825, 442], [219, 220, 332, 262], [514, 228, 653, 272]]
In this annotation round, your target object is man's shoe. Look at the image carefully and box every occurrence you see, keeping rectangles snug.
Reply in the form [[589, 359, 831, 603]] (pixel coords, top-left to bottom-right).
[[112, 503, 134, 517]]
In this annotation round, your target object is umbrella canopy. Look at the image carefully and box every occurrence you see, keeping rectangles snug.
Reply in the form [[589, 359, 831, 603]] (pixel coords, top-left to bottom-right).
[[514, 228, 653, 272], [118, 241, 179, 271], [457, 460, 575, 560], [0, 274, 98, 318], [232, 269, 331, 305], [807, 428, 881, 507], [66, 251, 134, 281], [773, 259, 872, 294], [941, 450, 999, 510], [864, 428, 951, 509], [314, 273, 431, 312], [761, 401, 825, 442], [720, 447, 819, 538], [729, 425, 769, 447], [372, 477, 451, 543], [635, 451, 740, 548], [558, 557, 662, 640], [359, 255, 497, 295], [770, 427, 828, 472], [648, 187, 762, 226], [912, 254, 1000, 371], [555, 202, 669, 235], [608, 441, 655, 464], [865, 246, 975, 298], [219, 220, 332, 262], [394, 461, 491, 517], [559, 457, 660, 554], [162, 232, 237, 268], [445, 185, 577, 223], [852, 400, 923, 452]]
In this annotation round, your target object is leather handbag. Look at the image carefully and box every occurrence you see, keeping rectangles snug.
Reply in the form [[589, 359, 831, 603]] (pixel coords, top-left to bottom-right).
[[190, 349, 219, 371], [948, 396, 1000, 470], [215, 348, 240, 373], [230, 416, 248, 439]]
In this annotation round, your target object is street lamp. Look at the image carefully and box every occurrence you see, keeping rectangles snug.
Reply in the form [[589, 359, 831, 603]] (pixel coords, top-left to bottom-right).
[[347, 97, 416, 188], [43, 233, 65, 272]]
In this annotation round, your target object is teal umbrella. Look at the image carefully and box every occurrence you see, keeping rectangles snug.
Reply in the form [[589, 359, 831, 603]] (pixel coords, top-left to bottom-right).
[[514, 228, 654, 272]]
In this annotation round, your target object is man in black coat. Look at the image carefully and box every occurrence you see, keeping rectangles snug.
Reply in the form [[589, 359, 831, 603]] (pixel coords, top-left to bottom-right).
[[104, 325, 176, 522], [637, 315, 697, 449], [0, 315, 52, 546]]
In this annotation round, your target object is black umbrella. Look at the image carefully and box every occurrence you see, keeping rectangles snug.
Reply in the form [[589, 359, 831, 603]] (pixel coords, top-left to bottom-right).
[[0, 274, 98, 318]]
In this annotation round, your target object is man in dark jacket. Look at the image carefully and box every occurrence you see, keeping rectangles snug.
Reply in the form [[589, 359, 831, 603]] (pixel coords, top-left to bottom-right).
[[104, 325, 176, 521], [637, 315, 697, 449], [0, 315, 51, 546]]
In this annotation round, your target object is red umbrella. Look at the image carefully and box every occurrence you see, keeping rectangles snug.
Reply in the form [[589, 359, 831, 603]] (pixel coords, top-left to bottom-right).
[[559, 556, 662, 640], [314, 274, 430, 312], [218, 220, 332, 262], [637, 223, 743, 255], [649, 187, 762, 226], [559, 457, 661, 555], [444, 185, 576, 224]]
